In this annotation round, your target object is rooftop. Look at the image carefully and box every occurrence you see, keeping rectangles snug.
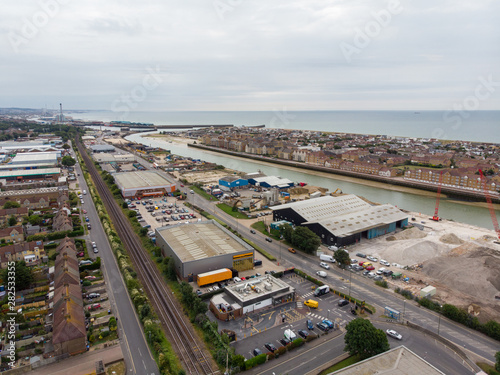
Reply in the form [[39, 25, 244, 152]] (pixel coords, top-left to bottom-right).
[[0, 168, 60, 178], [0, 187, 62, 197], [225, 274, 292, 303], [156, 220, 253, 263], [11, 152, 59, 163], [331, 345, 445, 374], [114, 171, 173, 189], [0, 162, 57, 170], [90, 144, 116, 151]]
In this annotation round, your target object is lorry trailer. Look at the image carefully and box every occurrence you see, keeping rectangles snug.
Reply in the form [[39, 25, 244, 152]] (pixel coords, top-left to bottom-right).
[[197, 268, 232, 287]]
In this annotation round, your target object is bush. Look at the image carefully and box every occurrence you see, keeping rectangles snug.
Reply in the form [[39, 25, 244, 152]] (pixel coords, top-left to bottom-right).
[[375, 280, 388, 288], [245, 353, 266, 370], [82, 280, 91, 287]]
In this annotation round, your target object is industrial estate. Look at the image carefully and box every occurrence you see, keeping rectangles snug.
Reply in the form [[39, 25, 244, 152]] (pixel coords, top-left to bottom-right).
[[0, 112, 498, 375]]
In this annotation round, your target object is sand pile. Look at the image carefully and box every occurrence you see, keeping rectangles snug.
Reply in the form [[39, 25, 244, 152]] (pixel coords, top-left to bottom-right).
[[288, 187, 309, 195], [448, 242, 480, 257], [422, 248, 500, 301], [439, 233, 464, 245], [386, 227, 427, 241], [378, 240, 446, 266]]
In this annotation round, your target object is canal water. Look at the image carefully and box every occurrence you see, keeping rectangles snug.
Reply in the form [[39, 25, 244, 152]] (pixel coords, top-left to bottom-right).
[[123, 131, 498, 231]]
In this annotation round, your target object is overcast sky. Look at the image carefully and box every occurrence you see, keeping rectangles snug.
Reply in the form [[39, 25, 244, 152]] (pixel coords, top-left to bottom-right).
[[2, 0, 499, 111]]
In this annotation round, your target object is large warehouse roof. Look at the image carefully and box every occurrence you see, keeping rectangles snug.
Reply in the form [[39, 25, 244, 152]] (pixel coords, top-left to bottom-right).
[[272, 194, 408, 237], [90, 144, 116, 152], [0, 168, 60, 178], [114, 171, 171, 189], [156, 221, 253, 263], [251, 175, 293, 187], [11, 153, 59, 164]]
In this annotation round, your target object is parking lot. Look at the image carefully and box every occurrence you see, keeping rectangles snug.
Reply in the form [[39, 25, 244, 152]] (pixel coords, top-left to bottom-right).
[[212, 272, 357, 361]]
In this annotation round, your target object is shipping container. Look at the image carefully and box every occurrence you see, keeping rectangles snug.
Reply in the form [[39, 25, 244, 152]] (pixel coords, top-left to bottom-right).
[[197, 268, 232, 287]]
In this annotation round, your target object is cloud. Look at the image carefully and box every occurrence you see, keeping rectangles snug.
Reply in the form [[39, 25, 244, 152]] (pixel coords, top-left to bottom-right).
[[1, 0, 499, 111]]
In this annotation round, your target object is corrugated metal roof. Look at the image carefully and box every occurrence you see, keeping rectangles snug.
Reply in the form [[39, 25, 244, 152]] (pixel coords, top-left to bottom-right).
[[114, 171, 173, 189], [0, 168, 60, 178]]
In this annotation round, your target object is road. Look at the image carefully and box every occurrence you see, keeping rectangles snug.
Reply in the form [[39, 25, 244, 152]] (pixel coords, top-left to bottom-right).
[[129, 147, 498, 368], [73, 147, 159, 375]]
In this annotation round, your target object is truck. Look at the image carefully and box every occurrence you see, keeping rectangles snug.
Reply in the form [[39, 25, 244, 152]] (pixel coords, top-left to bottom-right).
[[314, 285, 330, 297], [197, 268, 232, 287], [320, 254, 335, 263]]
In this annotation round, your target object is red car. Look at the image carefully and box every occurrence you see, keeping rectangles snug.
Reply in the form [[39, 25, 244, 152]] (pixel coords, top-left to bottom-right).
[[180, 184, 184, 187], [365, 265, 375, 271], [82, 209, 87, 214], [240, 277, 246, 281], [77, 252, 84, 257]]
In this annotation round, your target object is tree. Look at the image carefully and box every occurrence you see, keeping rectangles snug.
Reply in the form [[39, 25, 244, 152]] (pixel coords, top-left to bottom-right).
[[290, 226, 321, 254], [28, 215, 42, 226], [495, 351, 500, 371], [127, 210, 137, 218], [334, 249, 350, 268], [1, 261, 34, 292], [3, 201, 20, 209], [61, 155, 76, 167], [8, 215, 17, 227], [344, 318, 390, 360], [62, 143, 71, 149]]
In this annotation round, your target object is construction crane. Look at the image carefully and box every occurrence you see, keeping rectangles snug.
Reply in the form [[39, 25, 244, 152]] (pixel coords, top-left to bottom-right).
[[479, 169, 500, 241], [430, 171, 443, 221]]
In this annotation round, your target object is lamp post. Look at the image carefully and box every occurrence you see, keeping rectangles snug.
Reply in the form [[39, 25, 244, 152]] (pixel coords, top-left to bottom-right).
[[327, 309, 330, 320], [437, 313, 441, 336], [403, 300, 406, 322]]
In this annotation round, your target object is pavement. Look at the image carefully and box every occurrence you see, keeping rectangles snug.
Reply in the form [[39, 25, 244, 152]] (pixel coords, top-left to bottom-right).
[[30, 345, 123, 375]]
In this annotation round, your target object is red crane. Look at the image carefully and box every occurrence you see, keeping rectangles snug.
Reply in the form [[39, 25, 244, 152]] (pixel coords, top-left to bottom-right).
[[479, 169, 500, 240], [431, 171, 444, 221]]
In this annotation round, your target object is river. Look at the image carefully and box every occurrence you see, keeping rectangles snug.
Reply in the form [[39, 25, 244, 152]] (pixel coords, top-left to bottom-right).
[[124, 131, 498, 231]]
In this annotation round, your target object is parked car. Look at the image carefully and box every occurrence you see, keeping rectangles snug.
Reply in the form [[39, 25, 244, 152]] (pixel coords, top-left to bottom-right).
[[386, 329, 403, 340], [87, 223, 91, 230], [356, 252, 366, 258], [288, 247, 296, 253], [93, 248, 99, 253], [298, 330, 309, 339], [264, 343, 277, 353], [367, 272, 376, 278], [82, 209, 87, 214], [77, 252, 84, 257], [253, 348, 263, 356], [367, 256, 378, 262], [320, 262, 330, 270], [316, 322, 329, 331], [92, 242, 97, 248], [374, 275, 383, 281], [322, 319, 334, 329], [279, 338, 291, 346], [307, 319, 314, 330], [363, 270, 370, 276], [380, 259, 390, 266], [85, 216, 89, 222], [338, 299, 349, 307], [365, 265, 375, 271], [350, 259, 358, 264], [265, 237, 272, 242]]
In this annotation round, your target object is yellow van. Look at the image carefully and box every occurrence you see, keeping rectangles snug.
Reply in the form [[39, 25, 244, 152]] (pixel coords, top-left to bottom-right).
[[362, 262, 372, 269], [304, 299, 319, 309]]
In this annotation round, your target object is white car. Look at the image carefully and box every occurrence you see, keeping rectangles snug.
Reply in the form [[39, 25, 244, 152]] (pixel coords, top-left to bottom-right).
[[93, 248, 99, 253], [320, 262, 330, 270], [380, 259, 390, 266], [316, 271, 327, 278], [376, 268, 386, 275], [92, 242, 97, 248], [350, 259, 358, 264], [386, 329, 403, 340], [367, 256, 378, 262]]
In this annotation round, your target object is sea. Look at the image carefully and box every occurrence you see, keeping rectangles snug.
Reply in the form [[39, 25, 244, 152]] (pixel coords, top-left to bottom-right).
[[67, 110, 500, 144]]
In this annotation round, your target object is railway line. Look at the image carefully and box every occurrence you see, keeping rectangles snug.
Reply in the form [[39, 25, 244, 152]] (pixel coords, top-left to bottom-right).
[[76, 139, 217, 375]]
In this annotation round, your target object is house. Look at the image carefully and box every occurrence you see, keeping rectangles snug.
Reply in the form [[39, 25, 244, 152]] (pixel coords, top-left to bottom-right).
[[53, 205, 74, 232], [0, 226, 24, 244], [0, 241, 45, 268], [0, 207, 28, 226]]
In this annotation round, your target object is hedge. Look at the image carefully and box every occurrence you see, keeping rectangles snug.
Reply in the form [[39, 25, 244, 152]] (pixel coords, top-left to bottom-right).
[[245, 353, 266, 370]]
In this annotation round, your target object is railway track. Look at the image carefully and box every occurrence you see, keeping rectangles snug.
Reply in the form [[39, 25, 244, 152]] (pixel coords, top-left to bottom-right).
[[76, 139, 217, 375]]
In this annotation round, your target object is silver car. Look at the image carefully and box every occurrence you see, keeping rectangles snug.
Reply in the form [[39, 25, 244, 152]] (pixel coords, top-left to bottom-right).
[[386, 329, 402, 340]]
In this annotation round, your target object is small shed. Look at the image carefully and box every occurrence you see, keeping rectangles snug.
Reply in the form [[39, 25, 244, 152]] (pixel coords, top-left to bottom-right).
[[420, 285, 436, 298]]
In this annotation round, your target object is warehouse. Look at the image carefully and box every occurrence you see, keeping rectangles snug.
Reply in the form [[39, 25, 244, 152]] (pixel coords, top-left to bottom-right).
[[209, 274, 295, 321], [113, 171, 176, 198], [155, 220, 255, 279], [10, 152, 60, 167], [271, 194, 408, 246], [90, 144, 116, 153], [0, 168, 61, 183], [247, 175, 294, 189], [218, 175, 248, 189]]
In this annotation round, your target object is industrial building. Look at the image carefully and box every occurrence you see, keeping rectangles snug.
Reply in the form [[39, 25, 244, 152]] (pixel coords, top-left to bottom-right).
[[209, 274, 295, 321], [93, 153, 136, 164], [247, 174, 294, 189], [271, 194, 408, 246], [0, 168, 61, 183], [8, 152, 60, 167], [90, 144, 116, 153], [155, 220, 255, 279], [113, 171, 176, 198], [218, 175, 249, 189]]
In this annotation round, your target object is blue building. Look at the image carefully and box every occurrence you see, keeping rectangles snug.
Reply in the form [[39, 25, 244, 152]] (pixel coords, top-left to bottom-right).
[[219, 175, 248, 189], [247, 175, 294, 189]]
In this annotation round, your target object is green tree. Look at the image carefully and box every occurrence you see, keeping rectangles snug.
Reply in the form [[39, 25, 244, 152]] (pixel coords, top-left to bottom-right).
[[495, 351, 500, 371], [166, 258, 177, 281], [28, 215, 42, 226], [334, 249, 350, 268], [344, 318, 390, 359], [62, 143, 71, 149], [1, 261, 34, 292], [108, 317, 117, 331], [291, 226, 321, 254], [140, 304, 151, 321], [139, 227, 148, 236], [3, 201, 20, 209], [127, 210, 137, 218], [61, 155, 76, 167], [8, 215, 17, 227]]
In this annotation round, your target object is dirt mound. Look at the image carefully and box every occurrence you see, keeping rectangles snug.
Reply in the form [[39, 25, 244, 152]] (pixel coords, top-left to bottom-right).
[[288, 187, 308, 195], [422, 249, 500, 301], [387, 227, 427, 241], [378, 240, 445, 266], [448, 242, 480, 257], [439, 233, 464, 245]]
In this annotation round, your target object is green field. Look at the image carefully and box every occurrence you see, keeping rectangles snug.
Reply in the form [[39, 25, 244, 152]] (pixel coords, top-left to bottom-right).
[[217, 203, 251, 219]]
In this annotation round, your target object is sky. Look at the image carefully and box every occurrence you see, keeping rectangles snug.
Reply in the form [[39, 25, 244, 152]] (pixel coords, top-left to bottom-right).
[[2, 0, 500, 112]]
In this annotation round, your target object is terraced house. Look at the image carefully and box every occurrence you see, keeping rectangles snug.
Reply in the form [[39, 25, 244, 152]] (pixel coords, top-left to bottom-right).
[[0, 225, 24, 244], [0, 241, 45, 268]]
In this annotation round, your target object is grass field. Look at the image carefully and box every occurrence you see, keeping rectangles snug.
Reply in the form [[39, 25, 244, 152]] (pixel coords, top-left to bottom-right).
[[216, 203, 251, 219], [190, 185, 214, 201]]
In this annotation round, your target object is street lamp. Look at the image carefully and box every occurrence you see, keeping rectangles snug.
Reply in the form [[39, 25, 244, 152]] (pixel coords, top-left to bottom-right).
[[327, 309, 330, 320], [403, 300, 406, 322], [437, 313, 441, 336]]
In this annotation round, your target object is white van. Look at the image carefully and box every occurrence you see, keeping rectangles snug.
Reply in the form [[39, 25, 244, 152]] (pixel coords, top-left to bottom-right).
[[83, 190, 87, 195], [233, 277, 242, 283], [320, 254, 335, 263], [284, 329, 296, 341]]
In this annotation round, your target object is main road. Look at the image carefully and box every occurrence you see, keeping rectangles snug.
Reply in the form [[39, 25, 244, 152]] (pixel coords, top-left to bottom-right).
[[73, 145, 159, 375]]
